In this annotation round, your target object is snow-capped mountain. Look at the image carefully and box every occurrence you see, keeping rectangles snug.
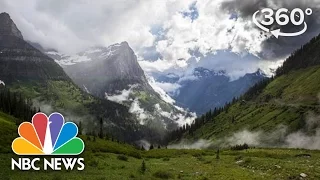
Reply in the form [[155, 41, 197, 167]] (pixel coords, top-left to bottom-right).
[[48, 44, 120, 66], [0, 12, 152, 143], [47, 42, 195, 132]]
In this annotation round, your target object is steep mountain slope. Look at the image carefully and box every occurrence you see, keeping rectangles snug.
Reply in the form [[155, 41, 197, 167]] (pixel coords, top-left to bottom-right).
[[163, 67, 266, 115], [0, 12, 157, 142], [63, 42, 148, 96], [49, 42, 195, 132], [179, 33, 320, 144], [0, 13, 68, 82]]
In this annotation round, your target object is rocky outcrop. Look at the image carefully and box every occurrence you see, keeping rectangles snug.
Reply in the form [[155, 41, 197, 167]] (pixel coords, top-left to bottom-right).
[[0, 12, 69, 83], [0, 12, 23, 39]]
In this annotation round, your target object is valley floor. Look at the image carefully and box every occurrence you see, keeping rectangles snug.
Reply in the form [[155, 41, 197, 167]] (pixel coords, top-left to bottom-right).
[[1, 147, 320, 180], [1, 112, 319, 179]]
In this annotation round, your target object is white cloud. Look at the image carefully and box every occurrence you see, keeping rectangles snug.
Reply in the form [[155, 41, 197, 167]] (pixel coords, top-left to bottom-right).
[[154, 104, 172, 119], [2, 0, 274, 67], [148, 0, 272, 74], [154, 103, 196, 127], [0, 0, 195, 54], [153, 82, 181, 95], [174, 112, 197, 126], [227, 130, 262, 146], [138, 59, 177, 74], [148, 76, 176, 105], [2, 0, 306, 84], [168, 139, 212, 149], [129, 98, 150, 125], [0, 80, 5, 86], [105, 84, 137, 103]]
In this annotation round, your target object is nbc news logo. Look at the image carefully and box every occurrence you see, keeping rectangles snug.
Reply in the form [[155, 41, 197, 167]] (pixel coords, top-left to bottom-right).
[[11, 113, 85, 171]]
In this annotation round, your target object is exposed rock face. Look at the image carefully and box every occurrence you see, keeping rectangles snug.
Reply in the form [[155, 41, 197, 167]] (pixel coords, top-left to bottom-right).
[[0, 12, 152, 143], [50, 42, 195, 131], [0, 12, 69, 83], [0, 12, 23, 39], [62, 42, 150, 96]]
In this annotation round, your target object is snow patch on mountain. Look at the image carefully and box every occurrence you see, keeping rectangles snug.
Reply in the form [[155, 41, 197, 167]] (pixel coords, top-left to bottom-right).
[[56, 54, 92, 66], [47, 51, 62, 56], [85, 48, 103, 54], [49, 46, 117, 66], [100, 48, 116, 59]]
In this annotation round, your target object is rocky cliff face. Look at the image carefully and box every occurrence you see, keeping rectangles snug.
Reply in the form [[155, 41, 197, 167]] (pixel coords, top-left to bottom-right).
[[0, 13, 69, 84], [50, 43, 195, 131], [59, 42, 150, 96], [0, 12, 155, 143], [0, 12, 23, 39]]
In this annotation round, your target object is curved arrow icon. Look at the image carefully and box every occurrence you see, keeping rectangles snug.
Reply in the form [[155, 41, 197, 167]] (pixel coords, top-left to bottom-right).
[[252, 10, 269, 32], [271, 22, 308, 38]]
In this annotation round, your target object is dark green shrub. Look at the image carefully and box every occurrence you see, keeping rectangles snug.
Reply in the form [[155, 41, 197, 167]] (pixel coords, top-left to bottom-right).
[[235, 155, 242, 161], [117, 154, 128, 161], [153, 170, 174, 179], [231, 143, 249, 151], [244, 157, 252, 164], [129, 174, 135, 178], [128, 151, 142, 159], [162, 157, 170, 161]]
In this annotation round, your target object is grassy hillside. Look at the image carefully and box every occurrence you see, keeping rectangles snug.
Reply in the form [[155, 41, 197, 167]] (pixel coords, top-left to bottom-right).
[[6, 80, 146, 141], [0, 112, 17, 153], [174, 34, 320, 142], [0, 111, 319, 180], [182, 65, 320, 141]]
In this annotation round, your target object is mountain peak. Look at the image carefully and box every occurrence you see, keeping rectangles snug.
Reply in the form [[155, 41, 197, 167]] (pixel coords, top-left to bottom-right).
[[0, 12, 23, 39], [253, 68, 266, 76], [193, 67, 226, 78], [0, 12, 10, 17], [120, 41, 129, 46]]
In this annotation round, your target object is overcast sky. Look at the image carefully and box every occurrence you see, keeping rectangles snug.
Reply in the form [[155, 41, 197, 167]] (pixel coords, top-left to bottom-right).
[[1, 0, 320, 79]]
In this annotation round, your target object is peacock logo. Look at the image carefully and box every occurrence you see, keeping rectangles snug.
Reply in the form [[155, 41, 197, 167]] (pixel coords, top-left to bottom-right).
[[12, 112, 84, 155]]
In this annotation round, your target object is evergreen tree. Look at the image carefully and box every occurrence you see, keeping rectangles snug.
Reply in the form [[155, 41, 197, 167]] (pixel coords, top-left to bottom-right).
[[99, 117, 103, 138], [93, 132, 96, 142], [216, 149, 220, 160], [149, 144, 154, 150], [140, 160, 146, 174], [78, 121, 83, 135], [0, 88, 37, 123]]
